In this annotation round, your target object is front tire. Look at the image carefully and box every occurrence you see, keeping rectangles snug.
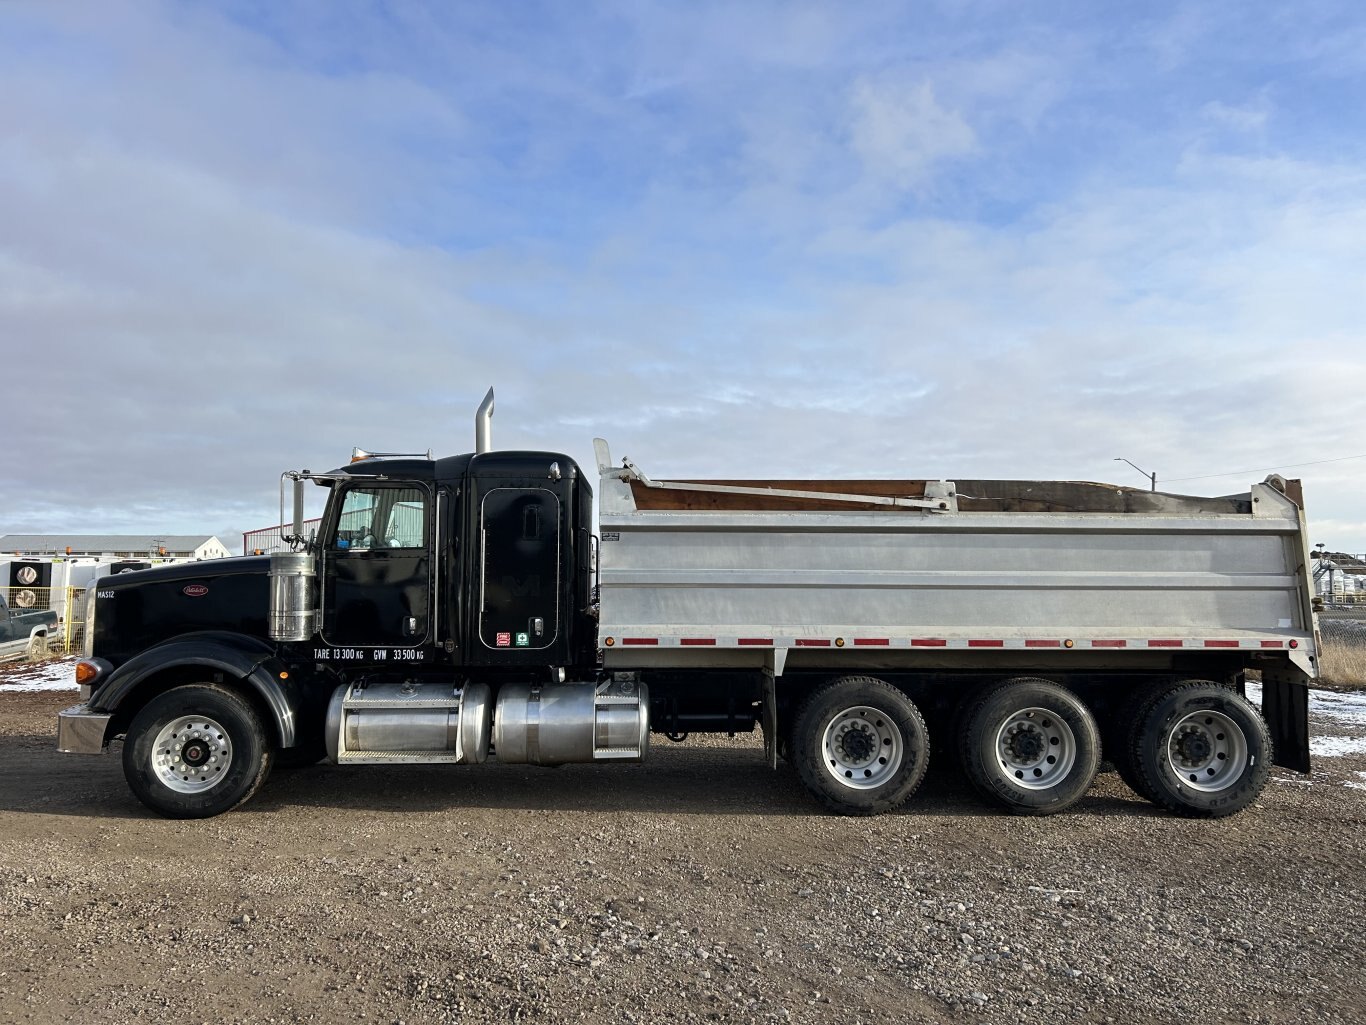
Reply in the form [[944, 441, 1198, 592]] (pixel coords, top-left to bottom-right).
[[26, 633, 49, 663], [1129, 682, 1271, 818], [960, 678, 1101, 815], [122, 684, 273, 818], [792, 676, 930, 815]]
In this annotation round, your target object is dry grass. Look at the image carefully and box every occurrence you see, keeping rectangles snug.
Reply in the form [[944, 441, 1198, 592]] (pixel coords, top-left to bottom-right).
[[1317, 634, 1366, 690]]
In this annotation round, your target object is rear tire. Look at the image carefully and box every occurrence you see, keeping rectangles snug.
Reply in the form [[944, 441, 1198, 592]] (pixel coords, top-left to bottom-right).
[[960, 678, 1101, 815], [1129, 681, 1271, 818], [792, 676, 930, 815], [122, 684, 273, 818], [1107, 682, 1170, 803]]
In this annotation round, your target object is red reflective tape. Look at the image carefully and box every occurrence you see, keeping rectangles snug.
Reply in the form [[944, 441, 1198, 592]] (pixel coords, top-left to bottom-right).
[[622, 637, 658, 646], [795, 638, 831, 647], [1091, 640, 1127, 648], [1260, 640, 1285, 648], [737, 638, 773, 646], [853, 638, 890, 646], [680, 638, 716, 646], [1204, 640, 1239, 648], [1025, 640, 1061, 648], [911, 638, 947, 647], [1148, 640, 1183, 648], [968, 640, 1004, 648]]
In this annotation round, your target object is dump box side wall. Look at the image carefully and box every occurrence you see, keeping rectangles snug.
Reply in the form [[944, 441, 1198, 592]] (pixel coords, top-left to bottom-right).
[[597, 473, 1317, 671]]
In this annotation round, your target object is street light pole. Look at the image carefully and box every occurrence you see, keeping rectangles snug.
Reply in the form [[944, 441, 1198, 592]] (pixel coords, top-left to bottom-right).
[[1114, 457, 1156, 492]]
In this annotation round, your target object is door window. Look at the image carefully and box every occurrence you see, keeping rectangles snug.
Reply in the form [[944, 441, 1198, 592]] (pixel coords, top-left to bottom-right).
[[335, 487, 427, 550]]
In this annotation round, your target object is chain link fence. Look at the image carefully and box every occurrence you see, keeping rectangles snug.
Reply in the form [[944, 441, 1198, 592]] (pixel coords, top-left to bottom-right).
[[243, 518, 323, 555]]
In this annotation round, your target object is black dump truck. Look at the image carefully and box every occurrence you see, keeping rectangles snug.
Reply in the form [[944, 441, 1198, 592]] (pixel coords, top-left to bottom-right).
[[58, 390, 1314, 820]]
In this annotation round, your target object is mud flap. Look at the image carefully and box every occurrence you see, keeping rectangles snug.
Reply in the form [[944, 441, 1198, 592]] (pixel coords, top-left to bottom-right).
[[760, 669, 778, 770], [1260, 667, 1310, 774]]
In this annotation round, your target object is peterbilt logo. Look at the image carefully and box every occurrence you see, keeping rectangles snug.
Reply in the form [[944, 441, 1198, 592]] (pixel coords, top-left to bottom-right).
[[182, 584, 209, 597]]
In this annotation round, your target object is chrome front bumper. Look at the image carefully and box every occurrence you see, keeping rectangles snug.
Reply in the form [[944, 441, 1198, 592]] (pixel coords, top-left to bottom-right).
[[57, 704, 112, 754]]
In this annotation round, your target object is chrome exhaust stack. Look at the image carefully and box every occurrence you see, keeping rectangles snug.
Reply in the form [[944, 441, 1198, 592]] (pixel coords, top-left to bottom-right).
[[475, 387, 495, 454]]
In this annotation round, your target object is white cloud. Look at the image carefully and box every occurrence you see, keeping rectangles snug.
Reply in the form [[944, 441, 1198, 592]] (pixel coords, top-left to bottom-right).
[[848, 77, 977, 190], [1200, 98, 1270, 133]]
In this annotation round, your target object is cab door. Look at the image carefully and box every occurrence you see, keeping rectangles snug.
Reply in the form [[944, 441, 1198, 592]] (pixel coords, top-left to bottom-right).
[[321, 482, 431, 648]]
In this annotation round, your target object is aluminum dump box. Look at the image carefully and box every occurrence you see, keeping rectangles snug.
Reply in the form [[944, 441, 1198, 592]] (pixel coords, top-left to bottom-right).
[[593, 440, 1319, 679]]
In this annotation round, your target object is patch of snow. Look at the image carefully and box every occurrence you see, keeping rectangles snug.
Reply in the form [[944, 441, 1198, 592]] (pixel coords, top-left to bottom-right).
[[1312, 736, 1366, 758], [1247, 681, 1366, 759], [0, 657, 79, 693], [1306, 687, 1366, 729], [1346, 772, 1366, 792]]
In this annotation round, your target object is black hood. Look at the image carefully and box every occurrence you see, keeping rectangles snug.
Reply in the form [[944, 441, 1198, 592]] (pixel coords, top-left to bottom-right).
[[96, 554, 271, 590], [91, 555, 274, 663]]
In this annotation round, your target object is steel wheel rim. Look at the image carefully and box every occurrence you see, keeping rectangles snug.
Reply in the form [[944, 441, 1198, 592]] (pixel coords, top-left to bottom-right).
[[994, 707, 1076, 789], [820, 706, 904, 790], [152, 715, 233, 794], [1166, 709, 1248, 792]]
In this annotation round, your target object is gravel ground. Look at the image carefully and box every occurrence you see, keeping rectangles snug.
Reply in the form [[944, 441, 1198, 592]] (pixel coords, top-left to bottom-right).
[[1, 670, 1365, 1024]]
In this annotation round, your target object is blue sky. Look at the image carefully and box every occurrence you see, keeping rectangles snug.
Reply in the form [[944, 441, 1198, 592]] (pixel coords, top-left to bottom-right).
[[3, 1, 1365, 550]]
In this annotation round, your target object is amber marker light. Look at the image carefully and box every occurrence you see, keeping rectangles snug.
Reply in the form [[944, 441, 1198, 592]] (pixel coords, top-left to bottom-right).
[[834, 637, 845, 647], [75, 662, 100, 686], [1064, 639, 1075, 648], [279, 671, 290, 680], [604, 637, 615, 647]]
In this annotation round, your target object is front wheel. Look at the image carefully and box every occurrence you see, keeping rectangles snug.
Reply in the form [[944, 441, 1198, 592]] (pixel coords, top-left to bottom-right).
[[791, 676, 930, 815], [1129, 682, 1271, 818], [122, 684, 273, 818], [26, 634, 50, 663], [960, 678, 1101, 815]]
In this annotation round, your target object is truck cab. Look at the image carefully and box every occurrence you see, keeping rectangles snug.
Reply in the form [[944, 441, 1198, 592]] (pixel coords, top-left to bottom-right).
[[59, 428, 628, 819], [297, 449, 597, 675]]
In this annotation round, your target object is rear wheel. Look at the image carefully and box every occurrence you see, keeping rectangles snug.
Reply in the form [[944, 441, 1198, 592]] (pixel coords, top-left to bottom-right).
[[960, 678, 1101, 815], [792, 676, 930, 815], [1129, 682, 1271, 818], [122, 684, 273, 818]]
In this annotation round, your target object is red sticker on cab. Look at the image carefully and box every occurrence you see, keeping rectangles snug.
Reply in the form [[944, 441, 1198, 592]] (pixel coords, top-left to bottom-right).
[[496, 632, 511, 647]]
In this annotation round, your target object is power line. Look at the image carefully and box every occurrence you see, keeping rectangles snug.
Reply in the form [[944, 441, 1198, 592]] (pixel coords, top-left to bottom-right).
[[1162, 452, 1366, 483]]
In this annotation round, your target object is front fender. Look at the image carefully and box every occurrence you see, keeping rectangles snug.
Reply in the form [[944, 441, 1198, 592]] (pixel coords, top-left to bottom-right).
[[91, 632, 299, 748]]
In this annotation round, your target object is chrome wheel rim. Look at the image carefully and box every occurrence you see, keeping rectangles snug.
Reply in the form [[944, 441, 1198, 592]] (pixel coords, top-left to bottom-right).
[[152, 715, 233, 794], [821, 707, 904, 790], [994, 707, 1076, 789], [1166, 709, 1248, 792]]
